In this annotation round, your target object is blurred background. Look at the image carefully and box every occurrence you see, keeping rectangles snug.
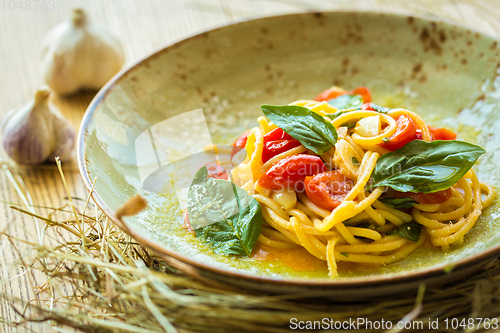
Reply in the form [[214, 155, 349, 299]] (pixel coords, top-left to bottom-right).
[[1, 0, 500, 332]]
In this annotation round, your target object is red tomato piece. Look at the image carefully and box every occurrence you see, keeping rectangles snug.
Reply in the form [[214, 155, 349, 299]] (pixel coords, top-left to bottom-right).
[[413, 128, 437, 141], [413, 127, 455, 142], [428, 126, 457, 140], [258, 155, 326, 190], [304, 171, 354, 210], [231, 132, 249, 161], [233, 131, 249, 148], [413, 128, 423, 140], [349, 87, 372, 103], [262, 128, 301, 163], [394, 188, 452, 204], [361, 103, 374, 111], [314, 86, 372, 103], [379, 115, 417, 151], [205, 161, 229, 180], [314, 87, 348, 102]]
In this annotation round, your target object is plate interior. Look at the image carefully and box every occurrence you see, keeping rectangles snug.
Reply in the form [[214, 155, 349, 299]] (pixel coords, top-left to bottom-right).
[[81, 12, 500, 281]]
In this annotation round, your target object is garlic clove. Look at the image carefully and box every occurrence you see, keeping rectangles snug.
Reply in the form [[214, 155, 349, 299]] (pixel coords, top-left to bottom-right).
[[271, 187, 297, 210], [2, 87, 75, 165], [355, 115, 381, 137], [41, 8, 124, 95], [48, 115, 75, 162]]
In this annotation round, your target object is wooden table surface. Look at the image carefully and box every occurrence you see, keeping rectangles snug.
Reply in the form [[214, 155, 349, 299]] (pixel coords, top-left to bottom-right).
[[1, 0, 500, 332]]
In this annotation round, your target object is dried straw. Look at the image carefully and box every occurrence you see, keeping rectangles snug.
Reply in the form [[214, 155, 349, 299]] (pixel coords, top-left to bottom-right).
[[1, 163, 500, 333]]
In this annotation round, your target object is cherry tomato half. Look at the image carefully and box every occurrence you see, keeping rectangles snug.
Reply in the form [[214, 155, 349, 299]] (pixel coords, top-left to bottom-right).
[[379, 115, 417, 151], [258, 155, 326, 190], [350, 87, 372, 103], [314, 87, 348, 102], [263, 140, 302, 163], [428, 126, 457, 141], [413, 128, 424, 140], [361, 103, 374, 111], [304, 170, 354, 210], [231, 132, 249, 161], [314, 86, 372, 103], [394, 188, 452, 204], [412, 126, 455, 142], [262, 128, 301, 163]]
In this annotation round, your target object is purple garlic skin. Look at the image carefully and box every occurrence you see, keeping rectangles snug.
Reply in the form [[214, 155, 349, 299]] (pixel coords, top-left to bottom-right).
[[2, 88, 75, 165]]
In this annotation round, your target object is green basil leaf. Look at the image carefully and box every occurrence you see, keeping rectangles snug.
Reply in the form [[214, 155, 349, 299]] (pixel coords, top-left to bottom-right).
[[370, 104, 391, 113], [387, 221, 422, 242], [187, 166, 263, 257], [326, 103, 389, 122], [326, 110, 357, 128], [344, 121, 357, 129], [326, 110, 353, 120], [327, 94, 363, 110], [261, 105, 337, 155], [379, 198, 418, 209], [370, 140, 486, 193]]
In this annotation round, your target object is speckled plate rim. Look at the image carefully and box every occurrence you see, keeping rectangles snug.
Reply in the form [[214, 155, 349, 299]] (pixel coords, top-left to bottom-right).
[[77, 10, 500, 288]]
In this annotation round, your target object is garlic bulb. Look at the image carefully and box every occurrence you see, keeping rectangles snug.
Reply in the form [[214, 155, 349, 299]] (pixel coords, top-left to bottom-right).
[[2, 87, 75, 164], [41, 8, 124, 95]]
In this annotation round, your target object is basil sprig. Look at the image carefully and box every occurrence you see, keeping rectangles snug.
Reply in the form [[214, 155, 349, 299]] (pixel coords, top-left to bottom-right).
[[369, 140, 485, 193], [379, 198, 418, 209], [261, 105, 337, 155], [327, 94, 363, 110], [187, 167, 262, 257], [387, 221, 422, 242]]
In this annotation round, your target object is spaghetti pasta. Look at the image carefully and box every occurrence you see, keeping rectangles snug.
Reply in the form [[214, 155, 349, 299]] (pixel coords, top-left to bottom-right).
[[209, 87, 497, 278]]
